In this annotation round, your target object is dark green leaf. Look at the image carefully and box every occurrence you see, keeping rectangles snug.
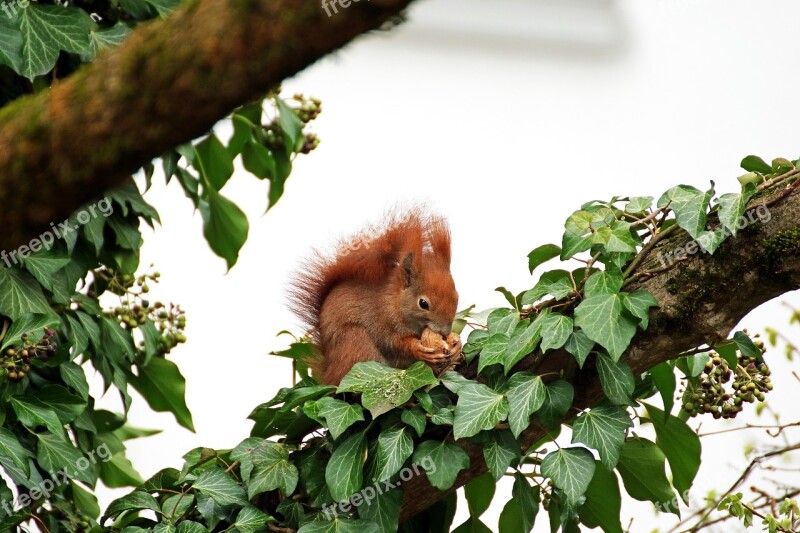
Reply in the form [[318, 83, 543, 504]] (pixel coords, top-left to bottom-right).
[[129, 357, 194, 431], [412, 440, 469, 491], [571, 403, 632, 469], [527, 244, 561, 274]]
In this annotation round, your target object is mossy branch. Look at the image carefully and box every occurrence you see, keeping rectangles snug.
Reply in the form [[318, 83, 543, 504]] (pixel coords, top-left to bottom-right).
[[0, 0, 416, 251]]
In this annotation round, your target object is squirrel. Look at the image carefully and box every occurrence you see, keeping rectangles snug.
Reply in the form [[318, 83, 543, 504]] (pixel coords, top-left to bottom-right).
[[289, 208, 462, 386]]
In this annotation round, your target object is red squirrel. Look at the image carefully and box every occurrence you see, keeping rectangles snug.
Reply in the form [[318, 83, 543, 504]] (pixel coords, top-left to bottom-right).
[[290, 209, 462, 386]]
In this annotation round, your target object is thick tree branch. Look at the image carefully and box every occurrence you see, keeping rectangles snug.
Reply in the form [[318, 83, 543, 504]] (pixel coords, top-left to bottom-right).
[[399, 181, 800, 521], [0, 0, 415, 251]]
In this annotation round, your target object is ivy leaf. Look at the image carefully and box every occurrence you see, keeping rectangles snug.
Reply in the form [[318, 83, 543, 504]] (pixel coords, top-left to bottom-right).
[[733, 330, 762, 359], [657, 185, 712, 239], [453, 383, 509, 440], [539, 313, 573, 352], [717, 187, 756, 237], [561, 211, 594, 260], [129, 357, 194, 432], [100, 316, 135, 362], [192, 467, 248, 507], [297, 518, 380, 533], [242, 142, 277, 180], [740, 155, 772, 174], [452, 517, 493, 533], [541, 447, 596, 505], [35, 385, 87, 424], [71, 480, 101, 520], [10, 397, 64, 435], [583, 271, 623, 298], [199, 189, 249, 270], [374, 428, 413, 482], [401, 407, 427, 437], [36, 433, 94, 484], [506, 372, 546, 438], [0, 17, 22, 72], [19, 4, 92, 79], [195, 135, 234, 191], [145, 0, 183, 17], [360, 486, 402, 533], [575, 294, 637, 361], [0, 268, 53, 320], [247, 441, 299, 498], [579, 462, 623, 533], [303, 397, 363, 440], [621, 290, 658, 329], [572, 403, 633, 469], [412, 441, 470, 491], [104, 491, 160, 520], [21, 252, 71, 293], [624, 196, 653, 213], [564, 330, 594, 368], [233, 505, 270, 533], [276, 98, 304, 151], [642, 403, 701, 498], [338, 362, 437, 418], [616, 438, 678, 515], [86, 23, 131, 60], [483, 430, 520, 481], [0, 428, 31, 477], [498, 472, 540, 533], [487, 309, 518, 337], [502, 319, 542, 373], [695, 228, 727, 254], [1, 313, 59, 351], [527, 244, 561, 274], [592, 221, 638, 253], [465, 473, 495, 517], [476, 333, 509, 373], [534, 380, 574, 430], [325, 432, 367, 501], [649, 362, 676, 417], [596, 353, 635, 406], [522, 270, 574, 305]]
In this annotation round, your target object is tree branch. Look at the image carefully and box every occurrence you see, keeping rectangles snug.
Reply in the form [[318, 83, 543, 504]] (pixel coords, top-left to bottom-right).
[[399, 182, 800, 521], [0, 0, 415, 252]]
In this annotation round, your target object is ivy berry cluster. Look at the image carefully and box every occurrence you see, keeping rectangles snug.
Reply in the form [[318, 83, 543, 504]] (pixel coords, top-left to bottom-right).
[[264, 93, 321, 155], [105, 270, 187, 357], [682, 338, 771, 419], [2, 327, 57, 382]]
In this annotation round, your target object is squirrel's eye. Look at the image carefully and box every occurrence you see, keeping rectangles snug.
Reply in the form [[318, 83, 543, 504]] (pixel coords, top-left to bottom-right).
[[418, 298, 430, 310]]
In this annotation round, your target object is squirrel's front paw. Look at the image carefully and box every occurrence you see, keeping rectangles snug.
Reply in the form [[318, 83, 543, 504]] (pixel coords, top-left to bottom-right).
[[445, 332, 463, 363], [415, 330, 450, 364]]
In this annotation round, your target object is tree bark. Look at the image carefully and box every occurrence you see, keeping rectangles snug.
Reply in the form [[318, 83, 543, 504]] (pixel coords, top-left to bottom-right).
[[399, 180, 800, 521], [0, 0, 415, 252]]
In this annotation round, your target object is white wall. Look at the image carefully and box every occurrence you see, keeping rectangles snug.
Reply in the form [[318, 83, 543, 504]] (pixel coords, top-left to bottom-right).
[[95, 1, 800, 530]]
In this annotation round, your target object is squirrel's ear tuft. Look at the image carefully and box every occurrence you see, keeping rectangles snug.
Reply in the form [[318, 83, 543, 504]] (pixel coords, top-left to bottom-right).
[[428, 216, 451, 267], [401, 252, 415, 288]]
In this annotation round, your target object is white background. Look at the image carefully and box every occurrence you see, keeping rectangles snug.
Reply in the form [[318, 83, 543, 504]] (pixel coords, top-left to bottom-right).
[[91, 1, 800, 531]]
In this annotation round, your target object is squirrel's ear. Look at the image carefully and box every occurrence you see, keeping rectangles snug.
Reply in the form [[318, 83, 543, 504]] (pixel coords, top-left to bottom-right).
[[401, 252, 415, 288]]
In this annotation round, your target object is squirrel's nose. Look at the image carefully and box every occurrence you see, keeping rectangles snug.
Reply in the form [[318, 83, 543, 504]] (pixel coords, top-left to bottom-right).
[[432, 323, 452, 337]]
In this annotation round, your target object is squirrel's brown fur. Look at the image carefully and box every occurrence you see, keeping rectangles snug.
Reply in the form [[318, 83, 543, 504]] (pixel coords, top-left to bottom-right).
[[289, 208, 460, 385]]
